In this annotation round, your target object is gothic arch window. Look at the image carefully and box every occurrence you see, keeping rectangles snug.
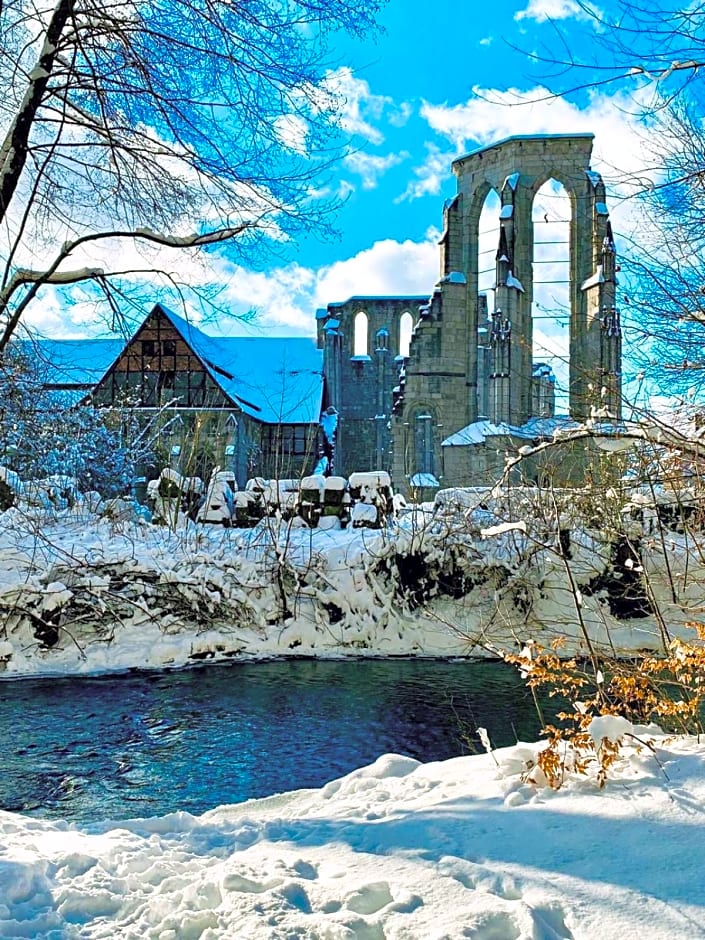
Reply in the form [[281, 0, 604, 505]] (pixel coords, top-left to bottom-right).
[[353, 311, 368, 356], [399, 312, 413, 358], [411, 409, 435, 475], [532, 178, 571, 412], [478, 188, 501, 313]]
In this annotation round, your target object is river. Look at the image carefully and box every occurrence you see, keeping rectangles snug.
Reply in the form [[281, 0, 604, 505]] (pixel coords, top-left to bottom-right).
[[0, 659, 546, 822]]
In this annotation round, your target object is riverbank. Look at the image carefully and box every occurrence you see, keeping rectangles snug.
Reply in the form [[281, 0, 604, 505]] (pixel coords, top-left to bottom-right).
[[0, 494, 701, 678], [2, 722, 703, 939]]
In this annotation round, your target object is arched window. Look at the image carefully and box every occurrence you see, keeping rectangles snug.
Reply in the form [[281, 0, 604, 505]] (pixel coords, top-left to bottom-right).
[[354, 311, 368, 356], [399, 312, 413, 358], [532, 178, 571, 413], [413, 410, 435, 475], [478, 189, 501, 313]]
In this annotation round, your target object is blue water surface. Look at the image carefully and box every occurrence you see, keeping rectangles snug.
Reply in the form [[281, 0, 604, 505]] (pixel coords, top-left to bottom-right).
[[0, 659, 544, 822]]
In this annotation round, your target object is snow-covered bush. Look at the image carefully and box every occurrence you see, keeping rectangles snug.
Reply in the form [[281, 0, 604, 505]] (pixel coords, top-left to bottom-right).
[[0, 345, 148, 498]]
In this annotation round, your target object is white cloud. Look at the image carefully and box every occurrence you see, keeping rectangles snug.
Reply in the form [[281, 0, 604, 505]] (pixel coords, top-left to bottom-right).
[[514, 0, 601, 23], [313, 236, 438, 305], [396, 142, 458, 202], [323, 67, 395, 145], [109, 235, 440, 340], [343, 150, 409, 189], [479, 36, 493, 47], [388, 102, 414, 128], [416, 85, 656, 216], [273, 113, 309, 154]]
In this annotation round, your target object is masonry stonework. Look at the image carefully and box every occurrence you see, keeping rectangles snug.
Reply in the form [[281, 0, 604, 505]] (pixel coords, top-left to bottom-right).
[[397, 134, 621, 493]]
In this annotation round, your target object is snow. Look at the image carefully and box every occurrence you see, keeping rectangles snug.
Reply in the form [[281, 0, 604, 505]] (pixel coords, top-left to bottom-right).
[[3, 727, 705, 938], [588, 714, 634, 746], [409, 472, 439, 488], [351, 501, 378, 524], [320, 408, 338, 444], [506, 270, 525, 292], [586, 169, 603, 188], [581, 265, 606, 289], [0, 478, 702, 679], [3, 474, 705, 935], [300, 474, 326, 493], [442, 419, 533, 446], [480, 520, 527, 538], [348, 470, 391, 489], [438, 271, 467, 285]]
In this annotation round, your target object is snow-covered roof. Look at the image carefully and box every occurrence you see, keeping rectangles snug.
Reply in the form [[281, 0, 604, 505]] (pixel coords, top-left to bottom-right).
[[442, 416, 578, 447], [24, 338, 124, 388], [31, 306, 324, 426], [438, 272, 467, 285], [521, 415, 579, 438], [442, 420, 532, 447], [157, 306, 324, 425], [409, 472, 440, 488]]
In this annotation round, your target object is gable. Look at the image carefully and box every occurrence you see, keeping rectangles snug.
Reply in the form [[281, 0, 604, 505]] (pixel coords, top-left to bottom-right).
[[156, 306, 324, 424], [91, 309, 231, 409], [31, 304, 324, 425]]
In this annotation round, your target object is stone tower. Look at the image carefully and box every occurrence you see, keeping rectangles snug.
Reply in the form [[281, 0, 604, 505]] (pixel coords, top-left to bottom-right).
[[392, 133, 622, 491]]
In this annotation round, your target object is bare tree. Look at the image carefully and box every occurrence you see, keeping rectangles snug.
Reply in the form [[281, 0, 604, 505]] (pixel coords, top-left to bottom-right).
[[0, 0, 384, 345], [509, 2, 705, 402]]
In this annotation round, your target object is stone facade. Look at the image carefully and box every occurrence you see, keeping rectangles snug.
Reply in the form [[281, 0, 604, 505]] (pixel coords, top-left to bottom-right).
[[319, 134, 622, 493], [401, 134, 621, 492], [316, 296, 426, 474]]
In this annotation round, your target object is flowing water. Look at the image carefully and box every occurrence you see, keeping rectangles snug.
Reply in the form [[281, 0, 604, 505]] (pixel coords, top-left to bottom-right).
[[0, 659, 547, 822]]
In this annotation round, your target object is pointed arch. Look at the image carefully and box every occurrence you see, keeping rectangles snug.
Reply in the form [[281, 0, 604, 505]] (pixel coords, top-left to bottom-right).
[[531, 178, 571, 414], [478, 188, 501, 312]]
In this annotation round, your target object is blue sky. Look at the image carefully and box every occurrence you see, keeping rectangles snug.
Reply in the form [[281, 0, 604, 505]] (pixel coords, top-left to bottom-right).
[[33, 0, 657, 403]]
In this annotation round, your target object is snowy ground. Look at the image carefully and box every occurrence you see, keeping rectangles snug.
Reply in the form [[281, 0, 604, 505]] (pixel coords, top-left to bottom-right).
[[0, 492, 703, 677], [2, 500, 705, 937], [2, 723, 704, 939]]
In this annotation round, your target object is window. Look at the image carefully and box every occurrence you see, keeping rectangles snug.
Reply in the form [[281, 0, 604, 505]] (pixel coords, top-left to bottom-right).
[[162, 339, 176, 356], [141, 339, 155, 357], [414, 413, 434, 475], [277, 425, 309, 456], [142, 372, 158, 406], [399, 312, 413, 357], [159, 371, 175, 390], [353, 312, 368, 356]]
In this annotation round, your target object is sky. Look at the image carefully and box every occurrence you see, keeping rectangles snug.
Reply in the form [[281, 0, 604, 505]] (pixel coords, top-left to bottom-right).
[[29, 0, 661, 404]]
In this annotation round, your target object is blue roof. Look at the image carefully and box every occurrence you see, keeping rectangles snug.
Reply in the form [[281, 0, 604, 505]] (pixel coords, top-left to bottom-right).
[[27, 306, 324, 425], [155, 304, 323, 424], [157, 306, 323, 424], [24, 338, 124, 387]]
